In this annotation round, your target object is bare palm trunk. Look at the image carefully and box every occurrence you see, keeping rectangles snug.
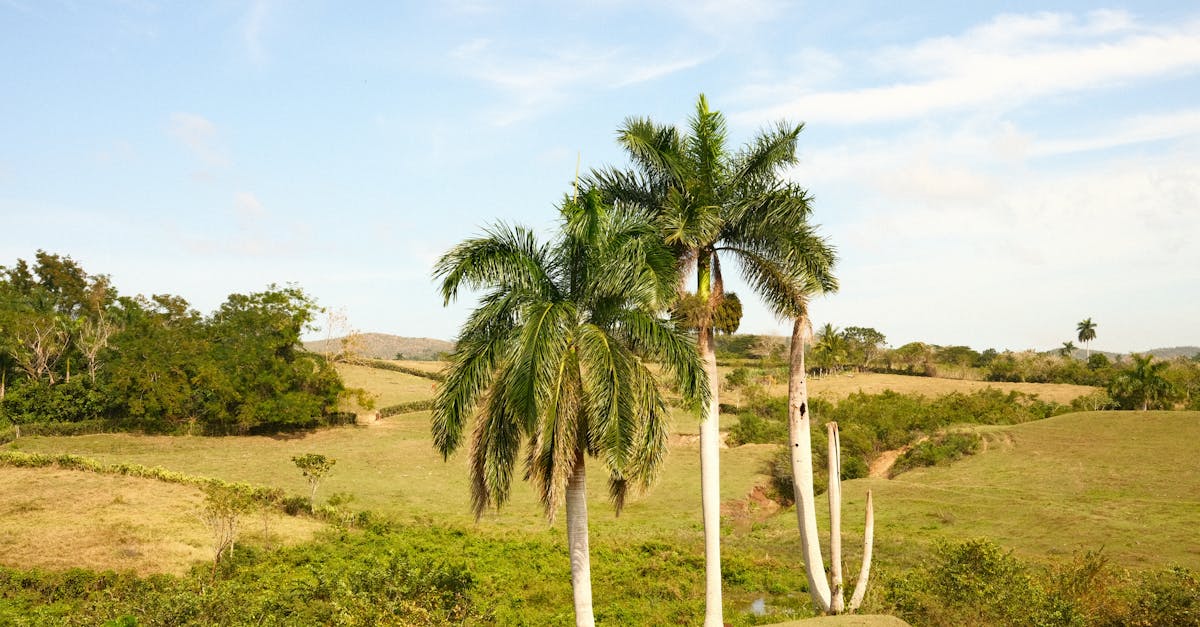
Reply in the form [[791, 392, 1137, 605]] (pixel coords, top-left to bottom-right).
[[827, 422, 844, 614], [698, 325, 724, 626], [788, 318, 831, 612], [566, 448, 596, 627], [848, 490, 874, 612]]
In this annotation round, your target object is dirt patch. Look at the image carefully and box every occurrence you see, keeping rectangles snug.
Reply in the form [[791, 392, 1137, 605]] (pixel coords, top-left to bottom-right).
[[721, 484, 782, 531], [868, 449, 904, 478]]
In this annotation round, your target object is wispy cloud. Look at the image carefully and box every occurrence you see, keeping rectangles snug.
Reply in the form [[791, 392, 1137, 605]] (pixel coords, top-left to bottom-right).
[[734, 11, 1200, 125], [241, 0, 271, 66], [168, 112, 229, 170], [450, 38, 708, 125]]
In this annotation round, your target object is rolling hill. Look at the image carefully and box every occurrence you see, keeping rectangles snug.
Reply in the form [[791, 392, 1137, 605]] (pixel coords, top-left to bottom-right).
[[304, 333, 453, 360]]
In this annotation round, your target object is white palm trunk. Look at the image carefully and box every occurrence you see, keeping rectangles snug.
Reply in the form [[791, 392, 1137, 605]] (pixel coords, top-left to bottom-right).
[[699, 326, 724, 626], [827, 422, 844, 614], [848, 490, 874, 612], [788, 319, 831, 612], [566, 448, 596, 627]]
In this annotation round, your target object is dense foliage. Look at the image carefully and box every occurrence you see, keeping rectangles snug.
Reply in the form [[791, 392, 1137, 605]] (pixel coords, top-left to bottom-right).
[[0, 252, 344, 434], [881, 539, 1200, 627], [735, 388, 1069, 503]]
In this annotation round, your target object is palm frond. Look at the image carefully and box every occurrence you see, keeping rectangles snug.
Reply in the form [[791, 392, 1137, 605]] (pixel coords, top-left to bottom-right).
[[617, 117, 684, 185], [433, 223, 555, 305], [468, 377, 521, 519], [432, 291, 519, 458]]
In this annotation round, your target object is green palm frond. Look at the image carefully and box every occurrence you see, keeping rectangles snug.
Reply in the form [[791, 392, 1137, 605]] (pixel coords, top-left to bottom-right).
[[433, 223, 555, 305], [730, 120, 803, 189], [434, 191, 703, 523], [432, 291, 519, 458], [617, 117, 683, 185], [469, 377, 521, 519]]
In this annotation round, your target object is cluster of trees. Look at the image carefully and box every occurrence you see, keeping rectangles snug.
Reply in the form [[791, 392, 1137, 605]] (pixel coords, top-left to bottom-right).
[[433, 95, 843, 624], [0, 252, 344, 435]]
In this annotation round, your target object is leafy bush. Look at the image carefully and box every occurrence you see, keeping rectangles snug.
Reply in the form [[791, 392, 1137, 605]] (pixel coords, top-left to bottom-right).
[[878, 539, 1200, 627], [890, 432, 982, 477]]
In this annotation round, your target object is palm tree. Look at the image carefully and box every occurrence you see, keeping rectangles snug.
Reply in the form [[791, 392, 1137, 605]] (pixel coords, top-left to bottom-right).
[[431, 191, 707, 626], [1061, 341, 1077, 359], [587, 94, 832, 625], [1077, 318, 1097, 358], [812, 323, 849, 375], [1112, 354, 1174, 411]]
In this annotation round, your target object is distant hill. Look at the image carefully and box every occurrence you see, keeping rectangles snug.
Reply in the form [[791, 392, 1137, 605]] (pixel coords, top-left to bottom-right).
[[1142, 346, 1200, 359], [304, 333, 454, 361], [1049, 346, 1200, 361]]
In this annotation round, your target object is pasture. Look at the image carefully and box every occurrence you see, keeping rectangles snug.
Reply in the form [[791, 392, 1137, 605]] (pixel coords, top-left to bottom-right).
[[2, 364, 1195, 623]]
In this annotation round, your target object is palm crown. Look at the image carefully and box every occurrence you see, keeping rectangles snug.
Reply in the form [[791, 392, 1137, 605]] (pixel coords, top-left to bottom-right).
[[432, 190, 707, 520]]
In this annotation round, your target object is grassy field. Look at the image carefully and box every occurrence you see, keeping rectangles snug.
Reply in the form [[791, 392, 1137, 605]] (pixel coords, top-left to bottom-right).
[[335, 362, 437, 410], [728, 370, 1097, 406], [3, 367, 1194, 622], [0, 467, 322, 575]]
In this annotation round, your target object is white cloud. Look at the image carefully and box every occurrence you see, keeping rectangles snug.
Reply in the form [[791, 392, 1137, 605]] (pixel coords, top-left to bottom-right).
[[733, 12, 1200, 126], [168, 112, 228, 168], [233, 191, 266, 220], [241, 0, 272, 65], [450, 39, 708, 125]]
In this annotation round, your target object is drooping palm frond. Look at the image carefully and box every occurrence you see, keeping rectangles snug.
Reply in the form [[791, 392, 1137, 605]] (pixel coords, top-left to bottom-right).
[[469, 371, 521, 518], [433, 223, 555, 305], [432, 290, 519, 458], [433, 192, 705, 525]]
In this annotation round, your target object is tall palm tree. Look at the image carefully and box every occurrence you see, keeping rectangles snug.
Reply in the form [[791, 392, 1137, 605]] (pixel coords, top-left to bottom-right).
[[587, 94, 834, 625], [1077, 318, 1097, 358], [431, 191, 707, 627]]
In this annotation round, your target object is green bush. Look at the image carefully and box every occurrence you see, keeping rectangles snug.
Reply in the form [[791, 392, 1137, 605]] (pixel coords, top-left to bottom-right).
[[878, 539, 1200, 627], [890, 431, 982, 477]]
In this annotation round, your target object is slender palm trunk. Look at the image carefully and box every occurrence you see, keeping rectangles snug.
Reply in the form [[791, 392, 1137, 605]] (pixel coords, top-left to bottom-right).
[[566, 447, 596, 627], [788, 318, 831, 612], [698, 324, 724, 626], [827, 422, 844, 614], [848, 490, 874, 612]]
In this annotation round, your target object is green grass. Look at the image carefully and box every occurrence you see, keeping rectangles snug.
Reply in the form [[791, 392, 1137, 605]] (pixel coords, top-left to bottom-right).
[[8, 409, 1198, 574], [3, 366, 1194, 623], [335, 362, 438, 410]]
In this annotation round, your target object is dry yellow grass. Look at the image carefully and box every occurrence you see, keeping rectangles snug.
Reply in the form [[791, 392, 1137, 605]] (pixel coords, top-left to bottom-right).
[[335, 362, 439, 410], [724, 370, 1097, 405], [0, 467, 323, 575]]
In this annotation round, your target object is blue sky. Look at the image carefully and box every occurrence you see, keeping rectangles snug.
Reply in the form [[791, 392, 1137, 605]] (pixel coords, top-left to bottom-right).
[[2, 1, 1197, 353]]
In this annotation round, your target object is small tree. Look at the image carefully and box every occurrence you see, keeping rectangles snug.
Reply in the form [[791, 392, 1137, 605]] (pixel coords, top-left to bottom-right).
[[200, 483, 255, 573], [292, 453, 336, 509]]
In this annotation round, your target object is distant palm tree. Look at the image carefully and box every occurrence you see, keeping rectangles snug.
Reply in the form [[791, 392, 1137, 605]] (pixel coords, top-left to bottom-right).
[[813, 323, 849, 375], [432, 191, 706, 626], [587, 94, 832, 625], [1077, 318, 1098, 358], [1060, 341, 1077, 358]]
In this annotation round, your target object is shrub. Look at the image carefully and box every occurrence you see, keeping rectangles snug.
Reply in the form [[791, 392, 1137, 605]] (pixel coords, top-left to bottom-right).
[[890, 432, 981, 477]]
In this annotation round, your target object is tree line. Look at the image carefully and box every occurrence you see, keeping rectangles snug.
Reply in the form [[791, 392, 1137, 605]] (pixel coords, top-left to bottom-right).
[[0, 251, 345, 435]]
